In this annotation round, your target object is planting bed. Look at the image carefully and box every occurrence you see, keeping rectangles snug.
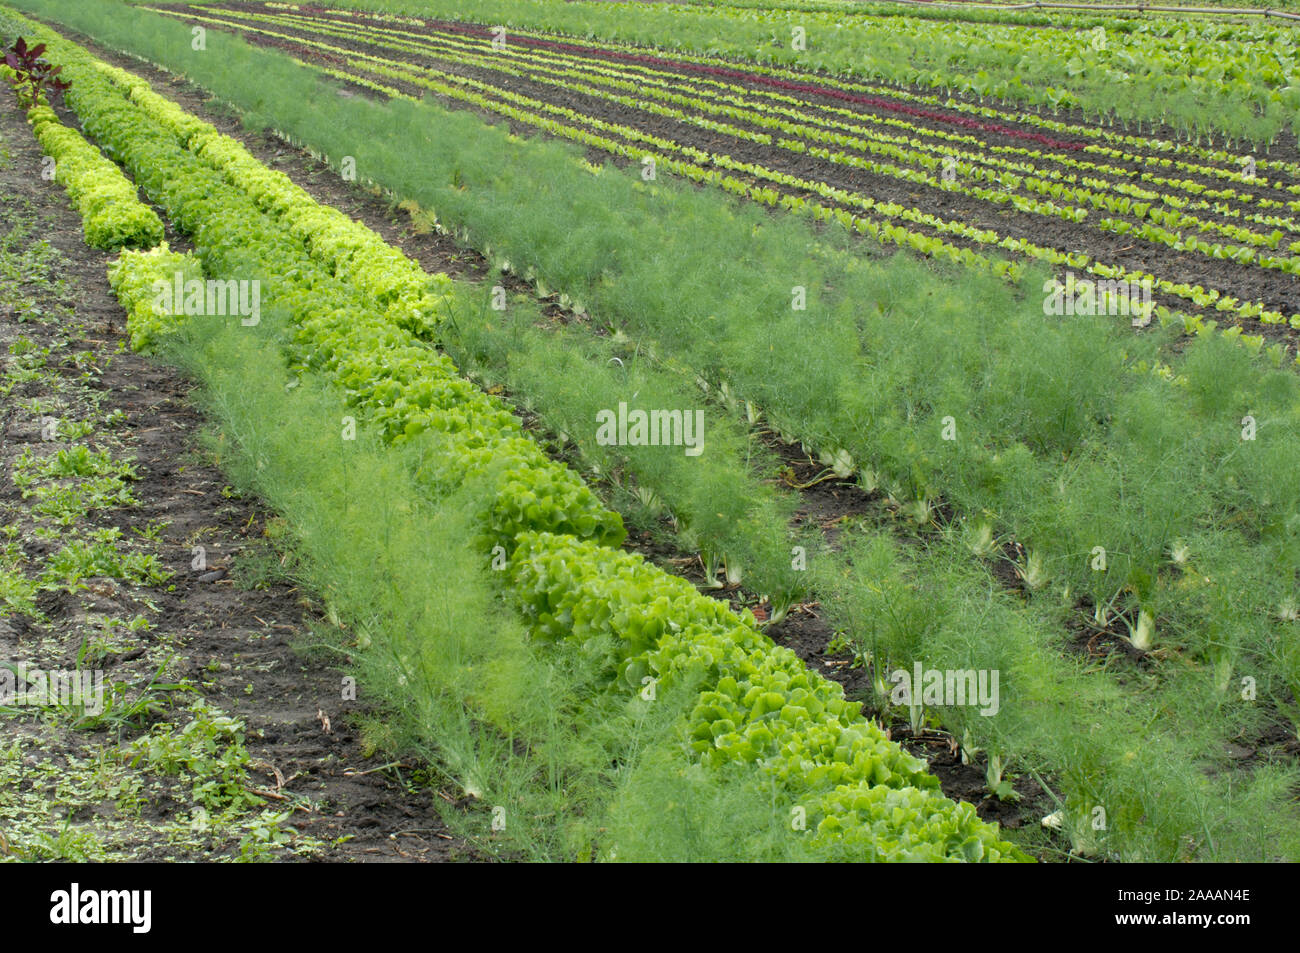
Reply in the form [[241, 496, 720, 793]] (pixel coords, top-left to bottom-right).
[[159, 2, 1300, 342], [1, 0, 1298, 869]]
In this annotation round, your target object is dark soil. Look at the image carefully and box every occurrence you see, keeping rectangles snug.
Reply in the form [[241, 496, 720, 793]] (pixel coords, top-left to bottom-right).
[[0, 84, 472, 862]]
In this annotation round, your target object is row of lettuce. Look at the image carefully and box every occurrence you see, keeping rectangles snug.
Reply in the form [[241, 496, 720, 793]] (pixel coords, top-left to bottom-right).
[[1, 60, 160, 248], [158, 3, 1298, 341], [296, 0, 1300, 148], [7, 10, 1025, 860], [210, 6, 1300, 271]]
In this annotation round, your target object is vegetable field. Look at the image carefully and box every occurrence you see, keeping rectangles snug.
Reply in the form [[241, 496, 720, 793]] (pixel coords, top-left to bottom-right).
[[153, 1, 1300, 335], [1, 0, 1299, 870]]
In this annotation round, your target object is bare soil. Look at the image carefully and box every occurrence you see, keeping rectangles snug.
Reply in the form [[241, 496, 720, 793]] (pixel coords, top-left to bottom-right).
[[0, 85, 472, 863]]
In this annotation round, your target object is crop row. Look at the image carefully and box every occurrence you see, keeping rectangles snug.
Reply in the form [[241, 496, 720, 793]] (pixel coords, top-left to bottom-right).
[[511, 530, 1014, 861], [16, 12, 1023, 860], [67, 3, 1300, 682], [239, 5, 1300, 205], [108, 243, 201, 350], [171, 5, 1297, 336], [3, 62, 161, 249], [348, 9, 1300, 263], [403, 23, 1300, 275], [303, 0, 1300, 147], [19, 0, 1300, 860]]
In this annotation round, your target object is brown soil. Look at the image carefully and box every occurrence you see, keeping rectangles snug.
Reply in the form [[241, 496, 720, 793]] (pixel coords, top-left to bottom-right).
[[0, 84, 473, 862]]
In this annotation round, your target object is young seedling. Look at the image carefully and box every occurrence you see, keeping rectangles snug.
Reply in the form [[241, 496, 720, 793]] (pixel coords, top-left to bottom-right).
[[1209, 644, 1235, 694], [985, 753, 1019, 802], [1127, 610, 1155, 652], [1091, 588, 1124, 628], [966, 521, 997, 558], [632, 484, 664, 518], [764, 592, 794, 627], [1016, 550, 1049, 591], [1168, 540, 1190, 567], [701, 549, 724, 590], [903, 685, 925, 737], [902, 497, 931, 527]]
